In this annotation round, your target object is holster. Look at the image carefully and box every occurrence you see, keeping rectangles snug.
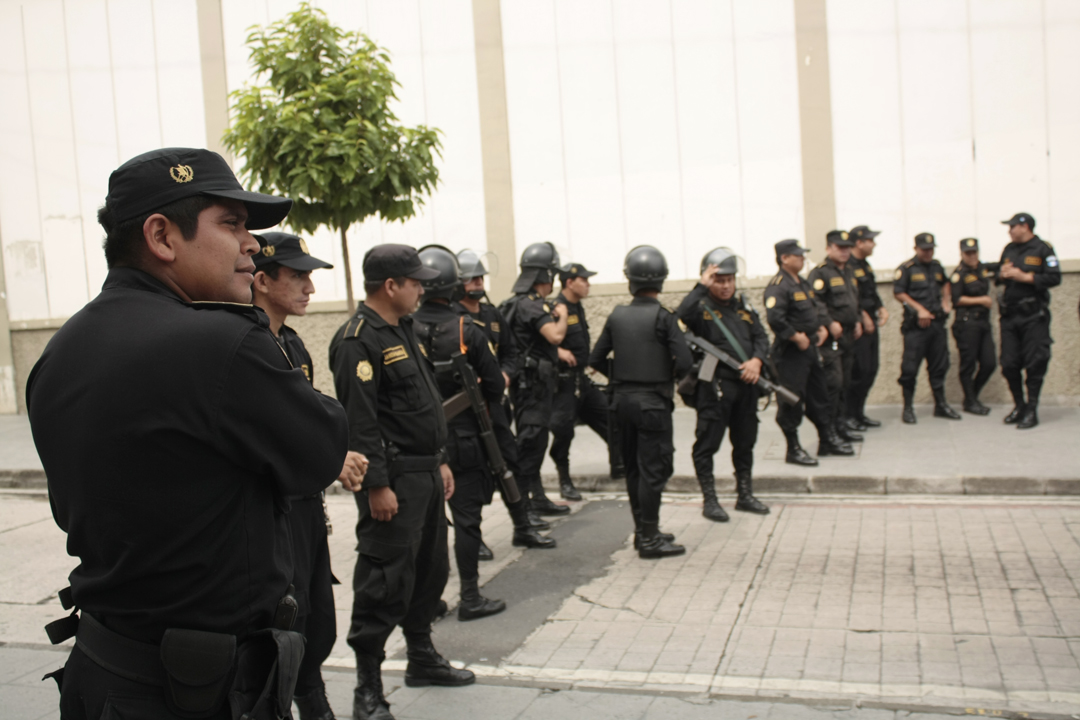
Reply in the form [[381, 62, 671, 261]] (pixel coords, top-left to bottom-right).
[[160, 628, 237, 718], [229, 628, 305, 720]]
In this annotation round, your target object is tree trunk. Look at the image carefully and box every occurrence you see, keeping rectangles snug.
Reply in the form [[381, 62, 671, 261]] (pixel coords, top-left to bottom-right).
[[340, 225, 355, 314]]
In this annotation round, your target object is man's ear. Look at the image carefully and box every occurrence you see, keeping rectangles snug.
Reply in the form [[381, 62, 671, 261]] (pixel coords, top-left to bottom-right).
[[143, 214, 178, 263], [252, 271, 270, 295], [383, 277, 397, 296]]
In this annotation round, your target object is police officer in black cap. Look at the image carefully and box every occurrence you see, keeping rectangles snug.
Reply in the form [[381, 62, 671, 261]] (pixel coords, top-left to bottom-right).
[[677, 247, 770, 521], [28, 147, 350, 719], [456, 250, 557, 550], [502, 242, 571, 517], [590, 246, 692, 559], [764, 239, 851, 465], [846, 225, 888, 427], [550, 262, 620, 499], [950, 238, 999, 415], [252, 232, 367, 720], [329, 244, 474, 720], [894, 232, 960, 423], [411, 246, 512, 622], [996, 213, 1061, 429], [807, 230, 865, 445]]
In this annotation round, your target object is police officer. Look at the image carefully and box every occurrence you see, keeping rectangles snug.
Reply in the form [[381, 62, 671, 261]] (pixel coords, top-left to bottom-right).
[[503, 243, 571, 517], [457, 250, 557, 549], [589, 246, 692, 559], [764, 240, 851, 465], [412, 246, 508, 621], [997, 213, 1061, 429], [894, 233, 960, 423], [329, 245, 474, 720], [677, 247, 770, 522], [846, 225, 888, 428], [28, 148, 349, 720], [550, 262, 618, 499], [950, 238, 998, 415], [807, 230, 864, 445], [252, 232, 367, 720]]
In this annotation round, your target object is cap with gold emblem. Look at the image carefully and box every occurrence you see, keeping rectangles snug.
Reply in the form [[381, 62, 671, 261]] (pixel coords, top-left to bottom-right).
[[774, 239, 807, 261], [914, 232, 936, 249], [959, 237, 979, 253], [253, 231, 333, 271], [104, 148, 292, 230], [559, 262, 597, 283], [826, 229, 854, 247], [849, 225, 880, 241], [1001, 212, 1035, 229], [363, 244, 440, 282]]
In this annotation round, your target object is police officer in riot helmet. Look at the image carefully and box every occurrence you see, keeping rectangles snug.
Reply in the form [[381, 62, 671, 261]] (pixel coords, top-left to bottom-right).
[[677, 247, 770, 521], [590, 246, 693, 559], [412, 246, 510, 621], [501, 243, 571, 517]]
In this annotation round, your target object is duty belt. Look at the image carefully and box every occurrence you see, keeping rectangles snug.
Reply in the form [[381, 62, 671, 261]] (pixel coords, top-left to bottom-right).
[[76, 611, 167, 686], [390, 454, 442, 474]]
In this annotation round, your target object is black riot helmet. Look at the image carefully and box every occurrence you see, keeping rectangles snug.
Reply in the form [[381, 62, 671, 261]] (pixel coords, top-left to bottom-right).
[[417, 245, 464, 301], [624, 245, 668, 294], [512, 242, 561, 294], [457, 249, 489, 300], [700, 247, 739, 276]]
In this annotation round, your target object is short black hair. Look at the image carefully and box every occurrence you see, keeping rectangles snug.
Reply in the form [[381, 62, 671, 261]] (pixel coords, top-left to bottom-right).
[[98, 194, 216, 269], [364, 276, 407, 296], [255, 263, 283, 280]]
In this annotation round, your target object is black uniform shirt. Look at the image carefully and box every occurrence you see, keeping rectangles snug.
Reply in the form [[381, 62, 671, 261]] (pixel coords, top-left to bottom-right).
[[997, 235, 1061, 307], [457, 301, 518, 380], [677, 283, 768, 381], [588, 296, 694, 382], [762, 270, 830, 342], [554, 291, 591, 369], [277, 324, 314, 385], [848, 255, 883, 314], [950, 262, 996, 316], [27, 268, 348, 644], [509, 291, 558, 365], [893, 256, 948, 314], [329, 303, 448, 490], [807, 258, 860, 328]]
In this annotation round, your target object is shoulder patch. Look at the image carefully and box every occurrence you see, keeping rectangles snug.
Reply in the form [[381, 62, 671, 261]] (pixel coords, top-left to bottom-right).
[[418, 344, 428, 358], [488, 341, 497, 356], [382, 345, 408, 365], [813, 278, 825, 291], [765, 296, 777, 309], [894, 269, 903, 280], [345, 316, 366, 338], [543, 303, 551, 313], [738, 309, 753, 324], [1047, 255, 1059, 268], [951, 273, 960, 283], [854, 268, 866, 278], [472, 319, 486, 327], [356, 359, 374, 382]]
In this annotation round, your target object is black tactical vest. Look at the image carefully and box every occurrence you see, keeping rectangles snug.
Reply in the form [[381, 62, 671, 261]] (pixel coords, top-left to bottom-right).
[[610, 304, 673, 383], [414, 316, 464, 399]]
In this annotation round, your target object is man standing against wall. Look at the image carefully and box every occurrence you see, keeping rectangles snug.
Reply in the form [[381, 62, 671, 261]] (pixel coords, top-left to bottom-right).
[[846, 226, 887, 428], [950, 238, 998, 416]]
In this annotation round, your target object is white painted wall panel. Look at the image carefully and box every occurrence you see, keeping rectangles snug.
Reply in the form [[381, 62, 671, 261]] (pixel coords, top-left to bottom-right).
[[107, 0, 165, 160], [1044, 0, 1080, 258], [152, 0, 208, 149]]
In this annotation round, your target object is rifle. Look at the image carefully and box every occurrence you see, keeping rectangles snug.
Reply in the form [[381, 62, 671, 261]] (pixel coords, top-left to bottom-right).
[[684, 331, 800, 405], [438, 353, 521, 504]]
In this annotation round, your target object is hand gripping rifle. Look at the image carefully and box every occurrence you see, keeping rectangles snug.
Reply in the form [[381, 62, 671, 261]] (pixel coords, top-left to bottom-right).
[[683, 331, 800, 406], [439, 353, 521, 504]]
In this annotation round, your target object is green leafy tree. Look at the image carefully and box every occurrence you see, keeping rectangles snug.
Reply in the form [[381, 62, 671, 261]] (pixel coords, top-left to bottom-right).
[[223, 3, 441, 311]]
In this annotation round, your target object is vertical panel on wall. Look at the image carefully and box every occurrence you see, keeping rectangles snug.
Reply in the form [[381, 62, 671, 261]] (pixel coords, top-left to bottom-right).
[[731, 0, 805, 278], [107, 0, 165, 160], [23, 0, 90, 318], [221, 0, 269, 100], [671, 0, 745, 278], [64, 0, 121, 296], [826, 0, 908, 271], [0, 1, 50, 321], [152, 0, 208, 149], [1044, 0, 1080, 258], [500, 0, 569, 271]]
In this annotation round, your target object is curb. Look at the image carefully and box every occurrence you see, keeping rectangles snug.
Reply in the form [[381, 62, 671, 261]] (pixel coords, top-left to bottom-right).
[[0, 470, 46, 488]]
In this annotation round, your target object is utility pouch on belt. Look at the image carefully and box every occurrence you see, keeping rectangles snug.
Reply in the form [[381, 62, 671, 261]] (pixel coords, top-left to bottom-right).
[[160, 628, 237, 718], [229, 628, 305, 720]]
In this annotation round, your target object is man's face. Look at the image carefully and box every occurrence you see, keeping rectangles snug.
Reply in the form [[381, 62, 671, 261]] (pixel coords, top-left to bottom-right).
[[915, 246, 935, 263], [855, 239, 875, 257], [170, 200, 259, 303], [709, 274, 736, 301], [534, 282, 554, 298], [781, 254, 805, 274], [1009, 223, 1033, 243], [827, 243, 851, 264], [464, 276, 485, 295], [390, 277, 424, 315], [566, 276, 590, 298], [254, 267, 315, 318], [962, 250, 979, 268]]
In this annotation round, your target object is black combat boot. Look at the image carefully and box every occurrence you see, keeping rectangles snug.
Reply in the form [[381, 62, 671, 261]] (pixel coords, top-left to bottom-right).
[[530, 475, 570, 515], [858, 415, 882, 428], [457, 578, 506, 621], [631, 510, 674, 550], [1017, 404, 1039, 429], [294, 686, 335, 720], [557, 465, 582, 501], [843, 415, 868, 432], [477, 540, 493, 561], [734, 472, 769, 515], [932, 389, 962, 419], [353, 654, 393, 720], [902, 387, 916, 424], [637, 521, 686, 559], [697, 477, 729, 522], [1003, 404, 1026, 424], [818, 427, 854, 457], [403, 632, 475, 687], [508, 500, 556, 549], [1004, 378, 1026, 424], [834, 420, 863, 443], [783, 431, 818, 467]]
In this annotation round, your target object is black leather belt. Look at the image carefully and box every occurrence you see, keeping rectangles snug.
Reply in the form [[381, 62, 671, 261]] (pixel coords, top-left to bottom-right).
[[390, 454, 441, 474], [76, 612, 165, 686]]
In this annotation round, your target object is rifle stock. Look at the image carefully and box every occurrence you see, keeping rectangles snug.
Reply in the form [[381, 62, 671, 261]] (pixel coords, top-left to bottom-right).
[[684, 331, 800, 406]]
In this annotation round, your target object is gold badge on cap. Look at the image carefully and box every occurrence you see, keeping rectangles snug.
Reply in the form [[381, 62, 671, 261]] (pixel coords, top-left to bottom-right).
[[356, 359, 373, 382], [170, 164, 194, 183], [262, 245, 276, 257], [840, 231, 849, 241], [299, 238, 310, 254], [966, 238, 976, 247]]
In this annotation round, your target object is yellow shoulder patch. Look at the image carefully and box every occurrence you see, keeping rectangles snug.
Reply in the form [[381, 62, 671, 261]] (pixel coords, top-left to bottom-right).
[[894, 269, 903, 281], [356, 359, 373, 382], [765, 296, 777, 309], [951, 273, 960, 283], [543, 303, 551, 312], [418, 344, 429, 358], [813, 278, 825, 291], [738, 309, 753, 323], [854, 268, 865, 278], [382, 345, 408, 365]]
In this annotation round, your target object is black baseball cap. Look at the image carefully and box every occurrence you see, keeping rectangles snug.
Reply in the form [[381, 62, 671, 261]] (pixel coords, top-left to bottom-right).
[[1002, 213, 1035, 229], [826, 229, 854, 247], [850, 225, 880, 241], [775, 239, 807, 259], [914, 232, 936, 249], [959, 237, 979, 253], [104, 148, 292, 230], [253, 232, 333, 271], [560, 262, 597, 282], [362, 244, 440, 282]]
